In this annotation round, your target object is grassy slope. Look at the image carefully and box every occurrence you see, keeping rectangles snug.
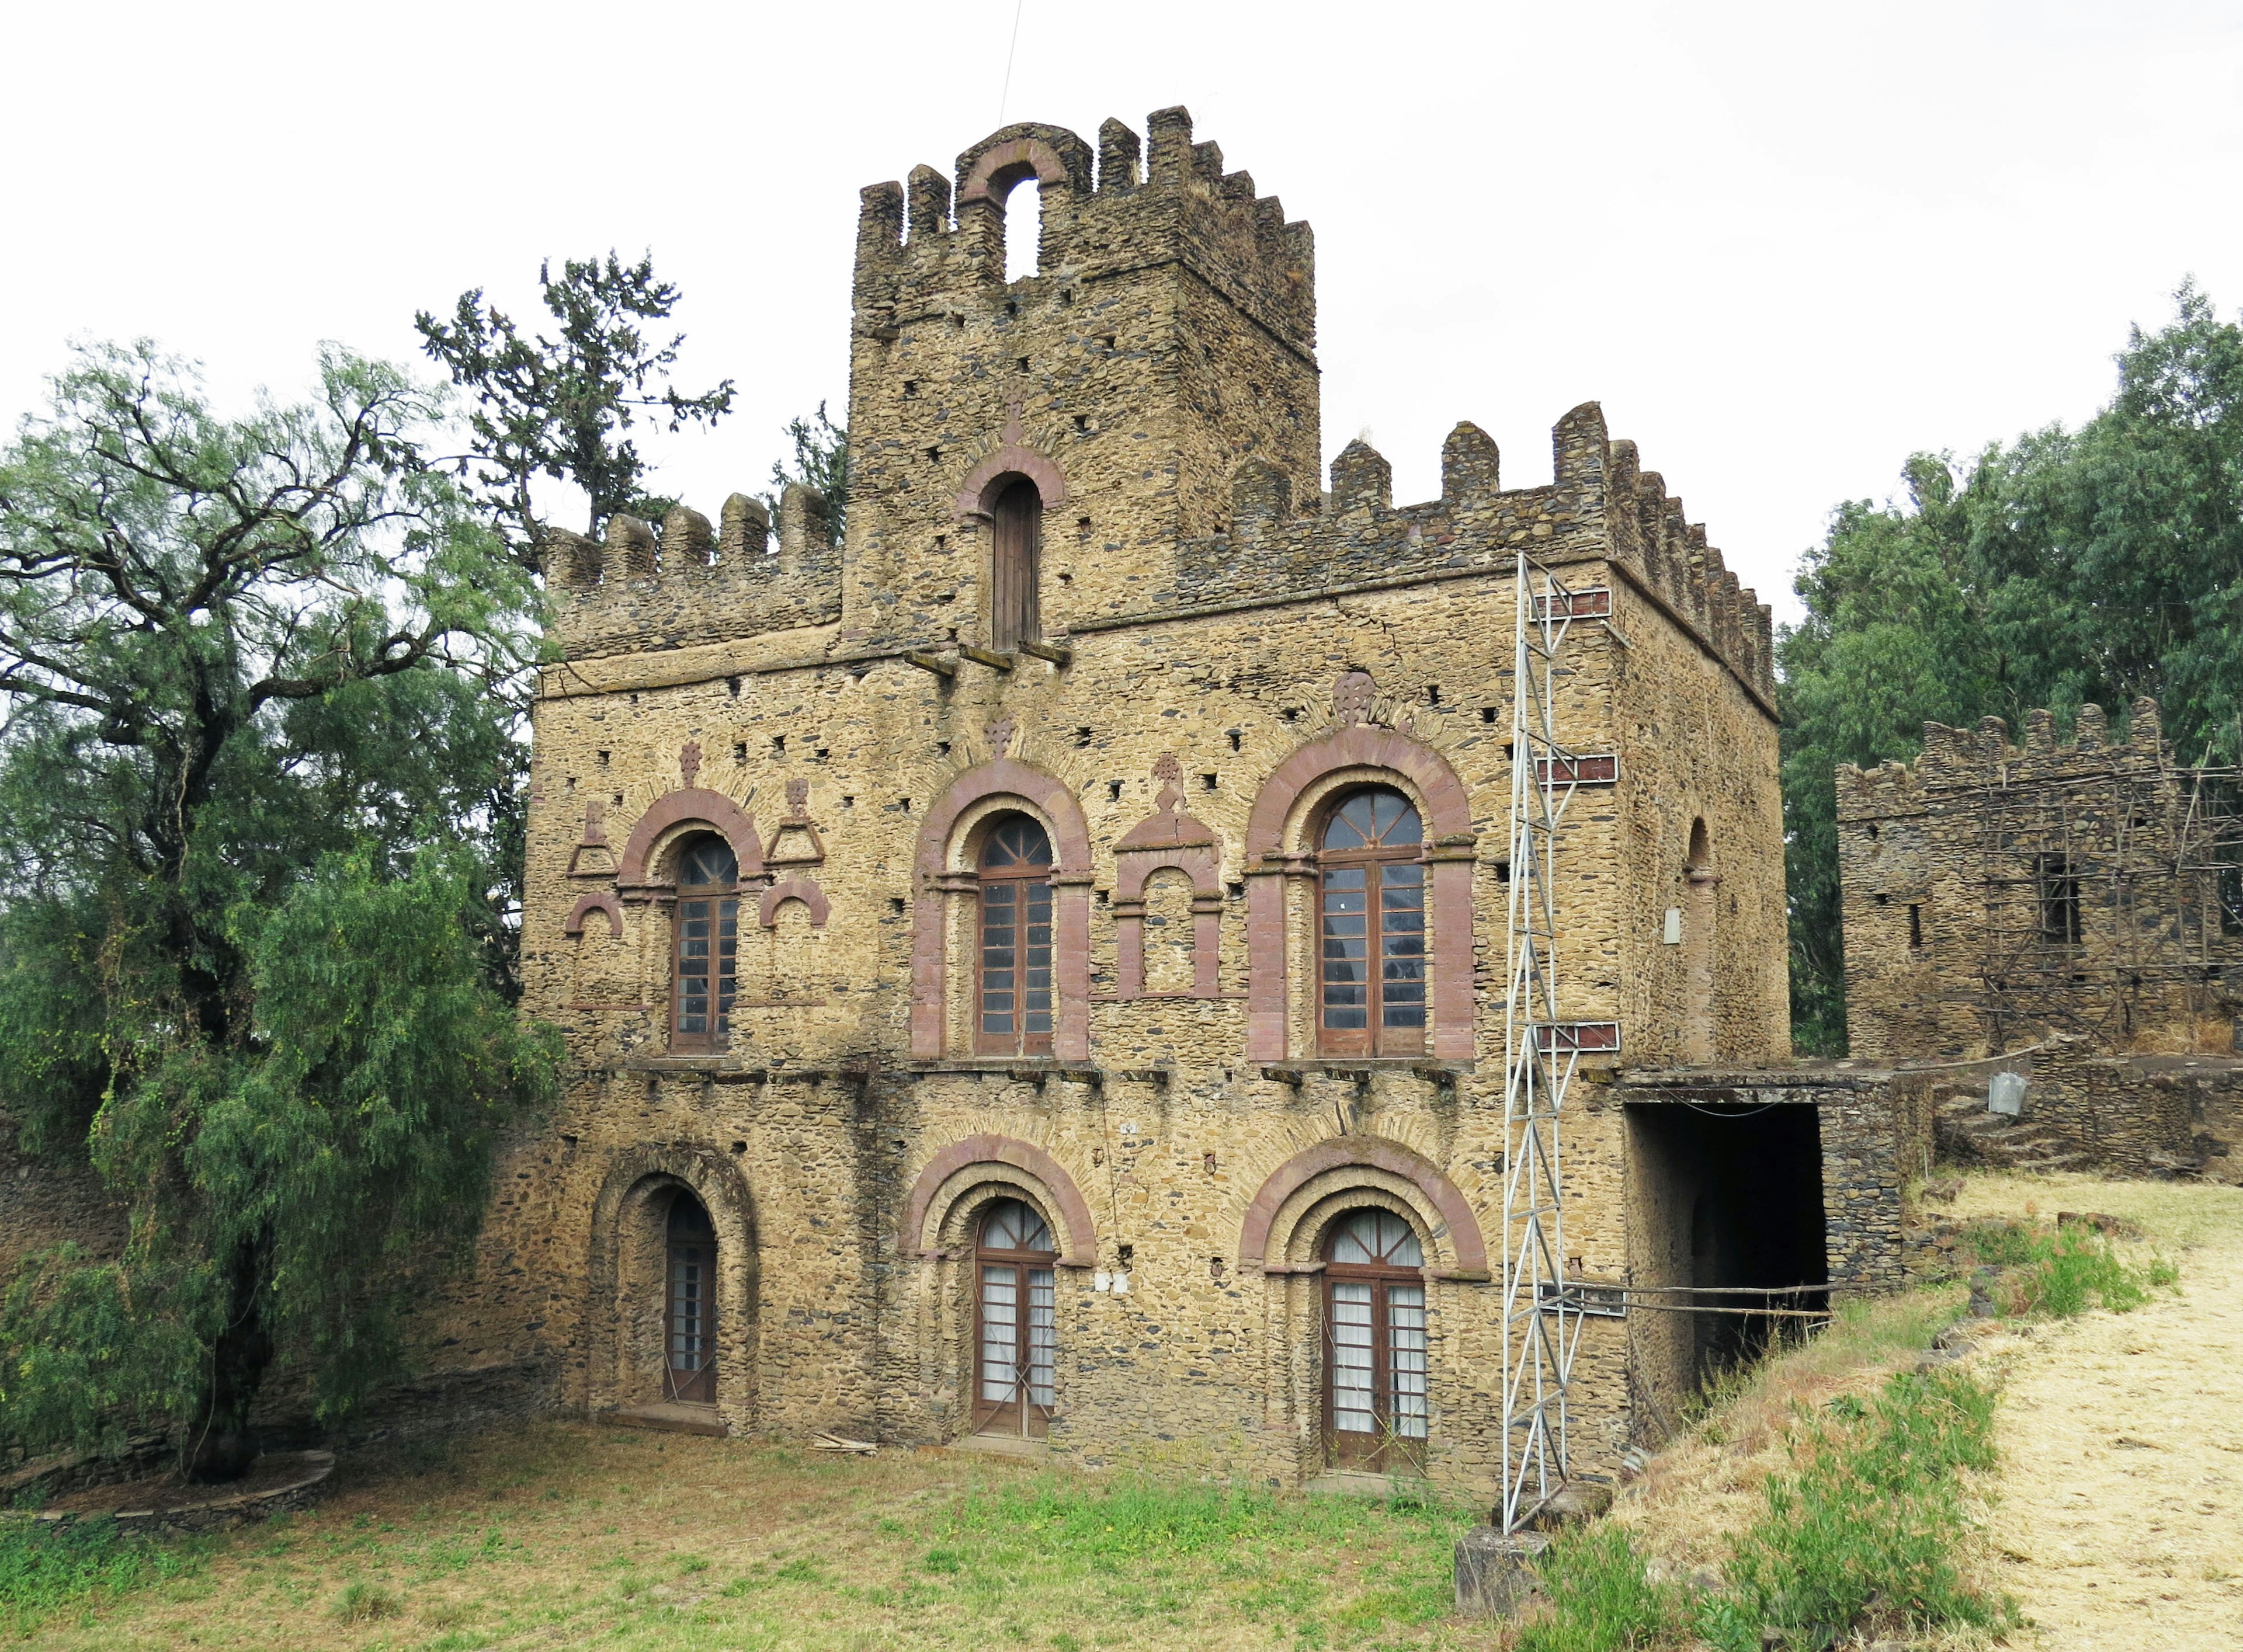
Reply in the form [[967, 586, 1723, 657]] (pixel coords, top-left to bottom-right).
[[9, 1428, 1501, 1652]]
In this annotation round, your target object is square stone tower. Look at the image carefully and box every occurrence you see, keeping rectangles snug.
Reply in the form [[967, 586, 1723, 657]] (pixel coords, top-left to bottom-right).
[[462, 107, 1807, 1500]]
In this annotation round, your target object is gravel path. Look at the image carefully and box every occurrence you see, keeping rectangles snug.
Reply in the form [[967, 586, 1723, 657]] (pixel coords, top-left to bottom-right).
[[1961, 1177, 2243, 1648]]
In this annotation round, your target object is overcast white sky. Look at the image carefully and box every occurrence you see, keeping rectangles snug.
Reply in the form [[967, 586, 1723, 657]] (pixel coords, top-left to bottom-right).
[[5, 1, 2241, 621]]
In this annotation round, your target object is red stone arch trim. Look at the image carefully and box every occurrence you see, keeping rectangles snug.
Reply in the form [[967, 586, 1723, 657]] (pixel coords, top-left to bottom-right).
[[898, 1133, 1098, 1267], [757, 876, 829, 928], [564, 890, 624, 939], [1244, 726, 1473, 853], [957, 137, 1075, 205], [954, 448, 1068, 519], [1237, 1138, 1487, 1274], [910, 759, 1093, 1059], [615, 788, 766, 888], [1242, 726, 1477, 1060]]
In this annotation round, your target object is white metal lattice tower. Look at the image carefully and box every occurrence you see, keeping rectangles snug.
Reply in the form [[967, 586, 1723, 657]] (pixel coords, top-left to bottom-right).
[[1498, 549, 1590, 1531]]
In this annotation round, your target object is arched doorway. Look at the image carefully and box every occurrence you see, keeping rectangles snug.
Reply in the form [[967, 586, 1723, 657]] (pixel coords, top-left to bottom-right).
[[1318, 788, 1428, 1056], [1324, 1208, 1428, 1468], [973, 1198, 1057, 1438], [664, 1192, 717, 1404], [977, 815, 1055, 1055]]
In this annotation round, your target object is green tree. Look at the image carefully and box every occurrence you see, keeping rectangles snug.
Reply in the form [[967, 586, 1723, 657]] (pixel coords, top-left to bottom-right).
[[0, 343, 559, 1480], [415, 252, 736, 568], [768, 401, 850, 548], [1779, 284, 2243, 1052]]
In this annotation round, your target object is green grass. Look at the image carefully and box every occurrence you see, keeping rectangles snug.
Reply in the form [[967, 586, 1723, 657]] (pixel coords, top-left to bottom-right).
[[1696, 1367, 2012, 1651], [1964, 1216, 2179, 1316], [0, 1515, 201, 1634], [5, 1424, 1489, 1650], [1515, 1525, 1679, 1652]]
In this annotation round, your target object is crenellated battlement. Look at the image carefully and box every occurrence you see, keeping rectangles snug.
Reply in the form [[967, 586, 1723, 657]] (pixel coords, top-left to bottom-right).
[[1150, 404, 1776, 702], [543, 484, 842, 659], [1836, 698, 2174, 818], [852, 106, 1316, 355]]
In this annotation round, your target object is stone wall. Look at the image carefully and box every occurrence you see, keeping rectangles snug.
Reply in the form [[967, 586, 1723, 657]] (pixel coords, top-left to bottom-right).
[[1838, 700, 2243, 1062]]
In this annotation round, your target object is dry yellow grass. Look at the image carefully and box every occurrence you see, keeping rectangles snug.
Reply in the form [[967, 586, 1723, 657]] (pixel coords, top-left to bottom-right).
[[1952, 1172, 2243, 1650]]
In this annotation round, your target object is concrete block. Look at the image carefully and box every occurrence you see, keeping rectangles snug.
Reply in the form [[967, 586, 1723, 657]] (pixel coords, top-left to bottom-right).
[[1454, 1525, 1550, 1617]]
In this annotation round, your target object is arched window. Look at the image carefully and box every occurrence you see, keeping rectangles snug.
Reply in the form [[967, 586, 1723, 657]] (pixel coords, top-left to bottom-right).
[[672, 834, 738, 1053], [1324, 1208, 1427, 1467], [977, 815, 1054, 1055], [665, 1192, 717, 1404], [991, 478, 1041, 652], [974, 1197, 1057, 1438], [1318, 788, 1426, 1056], [1683, 817, 1715, 1063]]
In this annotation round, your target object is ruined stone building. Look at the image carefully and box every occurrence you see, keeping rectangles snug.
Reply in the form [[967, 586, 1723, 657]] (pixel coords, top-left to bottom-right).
[[1837, 702, 2243, 1174], [0, 110, 1887, 1491]]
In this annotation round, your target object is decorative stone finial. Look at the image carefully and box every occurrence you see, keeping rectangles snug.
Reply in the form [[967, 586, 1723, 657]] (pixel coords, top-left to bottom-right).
[[1152, 753, 1183, 813], [1332, 670, 1377, 728], [679, 740, 703, 790], [785, 776, 810, 818], [987, 715, 1017, 759]]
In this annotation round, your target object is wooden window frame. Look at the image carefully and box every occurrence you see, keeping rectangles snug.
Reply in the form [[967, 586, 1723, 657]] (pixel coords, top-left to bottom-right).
[[1316, 788, 1429, 1058], [971, 1199, 1057, 1438], [1322, 1211, 1429, 1470], [671, 835, 739, 1053], [664, 1194, 717, 1405], [976, 815, 1055, 1056], [990, 477, 1042, 652], [2036, 853, 2083, 947]]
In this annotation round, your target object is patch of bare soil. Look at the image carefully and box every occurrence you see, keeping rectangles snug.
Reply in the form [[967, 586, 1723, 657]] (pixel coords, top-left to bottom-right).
[[41, 1451, 327, 1517], [1947, 1174, 2243, 1650]]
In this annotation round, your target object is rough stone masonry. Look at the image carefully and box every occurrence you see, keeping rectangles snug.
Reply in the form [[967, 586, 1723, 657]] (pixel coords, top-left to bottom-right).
[[3, 109, 1886, 1497]]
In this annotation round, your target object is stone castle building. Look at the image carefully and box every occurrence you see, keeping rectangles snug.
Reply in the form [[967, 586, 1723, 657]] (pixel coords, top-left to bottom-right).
[[474, 107, 1838, 1493], [0, 109, 1874, 1494], [1836, 702, 2243, 1175]]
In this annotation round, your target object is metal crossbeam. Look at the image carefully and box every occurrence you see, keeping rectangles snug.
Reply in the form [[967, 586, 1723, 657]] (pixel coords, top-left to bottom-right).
[[1498, 550, 1589, 1533]]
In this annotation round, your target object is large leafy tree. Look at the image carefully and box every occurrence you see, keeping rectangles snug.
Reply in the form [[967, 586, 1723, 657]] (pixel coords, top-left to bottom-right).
[[0, 343, 559, 1480], [415, 253, 735, 567], [1780, 284, 2243, 1051]]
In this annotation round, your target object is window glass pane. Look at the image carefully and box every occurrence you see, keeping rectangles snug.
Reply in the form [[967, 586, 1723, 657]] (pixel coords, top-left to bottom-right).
[[1326, 795, 1375, 850], [982, 1198, 1053, 1253], [1389, 1284, 1428, 1438], [1374, 792, 1422, 845], [680, 836, 738, 888], [1330, 1280, 1374, 1433], [677, 898, 711, 1033], [1331, 1210, 1377, 1264], [1322, 865, 1370, 1028], [1027, 1267, 1056, 1406], [1379, 1212, 1424, 1265], [980, 1265, 1019, 1402], [984, 816, 1053, 868], [670, 1246, 707, 1371]]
